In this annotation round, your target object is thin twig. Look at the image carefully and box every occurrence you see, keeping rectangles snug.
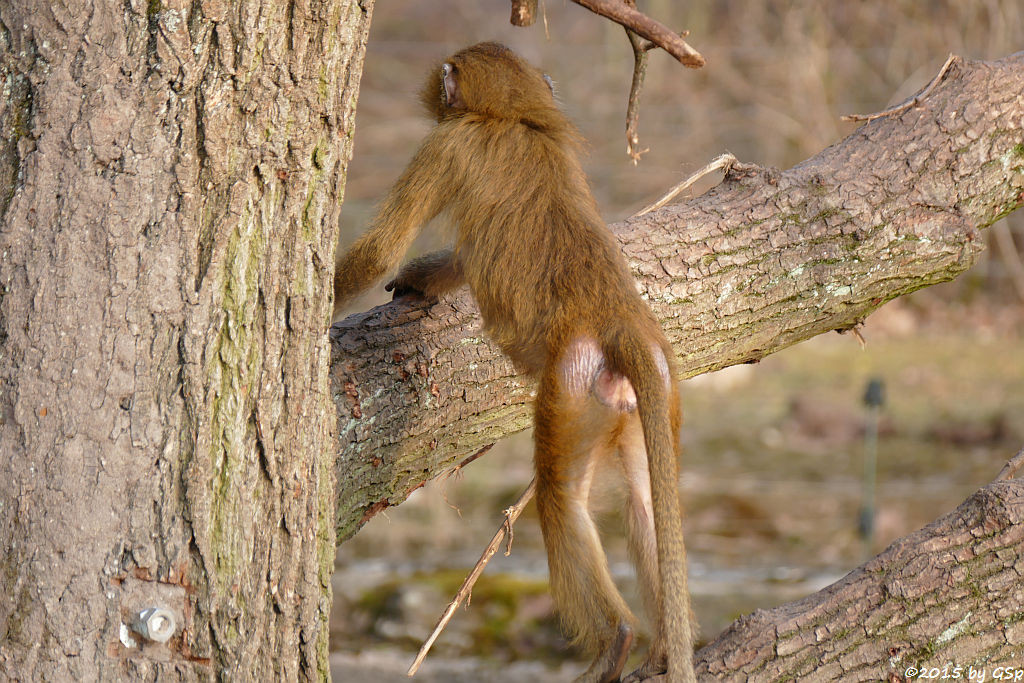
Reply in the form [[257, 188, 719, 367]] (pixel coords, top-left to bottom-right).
[[995, 446, 1024, 482], [571, 0, 704, 67], [407, 478, 538, 677], [440, 469, 465, 518], [848, 326, 867, 349], [438, 445, 495, 519], [635, 153, 739, 216], [842, 53, 958, 122], [625, 26, 650, 164], [455, 443, 494, 471]]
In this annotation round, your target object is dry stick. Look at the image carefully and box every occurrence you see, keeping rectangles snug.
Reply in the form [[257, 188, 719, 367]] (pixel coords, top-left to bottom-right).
[[995, 446, 1024, 482], [621, 0, 688, 162], [407, 477, 538, 677], [624, 26, 651, 164], [636, 153, 740, 216], [842, 53, 958, 122], [510, 0, 539, 26], [509, 1, 550, 42], [571, 0, 704, 67], [526, 0, 699, 159]]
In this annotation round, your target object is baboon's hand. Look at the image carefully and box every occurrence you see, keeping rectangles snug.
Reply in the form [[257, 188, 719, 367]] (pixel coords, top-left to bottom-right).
[[384, 277, 426, 300]]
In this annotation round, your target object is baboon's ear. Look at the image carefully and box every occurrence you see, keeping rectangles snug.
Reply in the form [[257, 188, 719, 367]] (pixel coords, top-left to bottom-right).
[[442, 63, 463, 109]]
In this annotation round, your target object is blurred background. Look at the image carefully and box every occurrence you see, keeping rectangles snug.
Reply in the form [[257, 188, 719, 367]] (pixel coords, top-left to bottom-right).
[[332, 2, 1024, 680]]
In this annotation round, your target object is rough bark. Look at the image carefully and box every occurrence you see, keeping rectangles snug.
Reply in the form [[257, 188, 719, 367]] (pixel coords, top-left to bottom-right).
[[332, 53, 1024, 542], [695, 478, 1024, 681], [0, 0, 372, 679]]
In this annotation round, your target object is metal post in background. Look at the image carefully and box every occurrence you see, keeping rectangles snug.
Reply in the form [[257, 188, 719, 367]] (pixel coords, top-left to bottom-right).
[[859, 378, 885, 552]]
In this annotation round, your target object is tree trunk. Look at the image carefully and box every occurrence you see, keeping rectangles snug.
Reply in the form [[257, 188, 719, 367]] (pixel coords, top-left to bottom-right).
[[332, 52, 1024, 542], [0, 0, 372, 679]]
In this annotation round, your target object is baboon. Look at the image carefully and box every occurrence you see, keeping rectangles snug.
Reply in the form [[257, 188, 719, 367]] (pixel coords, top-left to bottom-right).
[[334, 43, 694, 683]]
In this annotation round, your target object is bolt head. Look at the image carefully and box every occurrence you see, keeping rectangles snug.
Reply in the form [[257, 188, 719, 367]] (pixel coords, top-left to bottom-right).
[[131, 607, 176, 644]]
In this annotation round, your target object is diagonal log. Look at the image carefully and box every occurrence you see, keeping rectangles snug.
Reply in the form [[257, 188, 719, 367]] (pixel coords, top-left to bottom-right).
[[332, 53, 1024, 542]]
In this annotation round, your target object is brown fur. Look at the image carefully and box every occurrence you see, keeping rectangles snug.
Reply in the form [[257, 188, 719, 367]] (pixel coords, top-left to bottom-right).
[[334, 43, 695, 683]]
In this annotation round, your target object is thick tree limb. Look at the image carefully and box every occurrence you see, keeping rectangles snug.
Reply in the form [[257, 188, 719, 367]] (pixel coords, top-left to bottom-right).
[[332, 53, 1024, 543], [695, 478, 1024, 679]]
